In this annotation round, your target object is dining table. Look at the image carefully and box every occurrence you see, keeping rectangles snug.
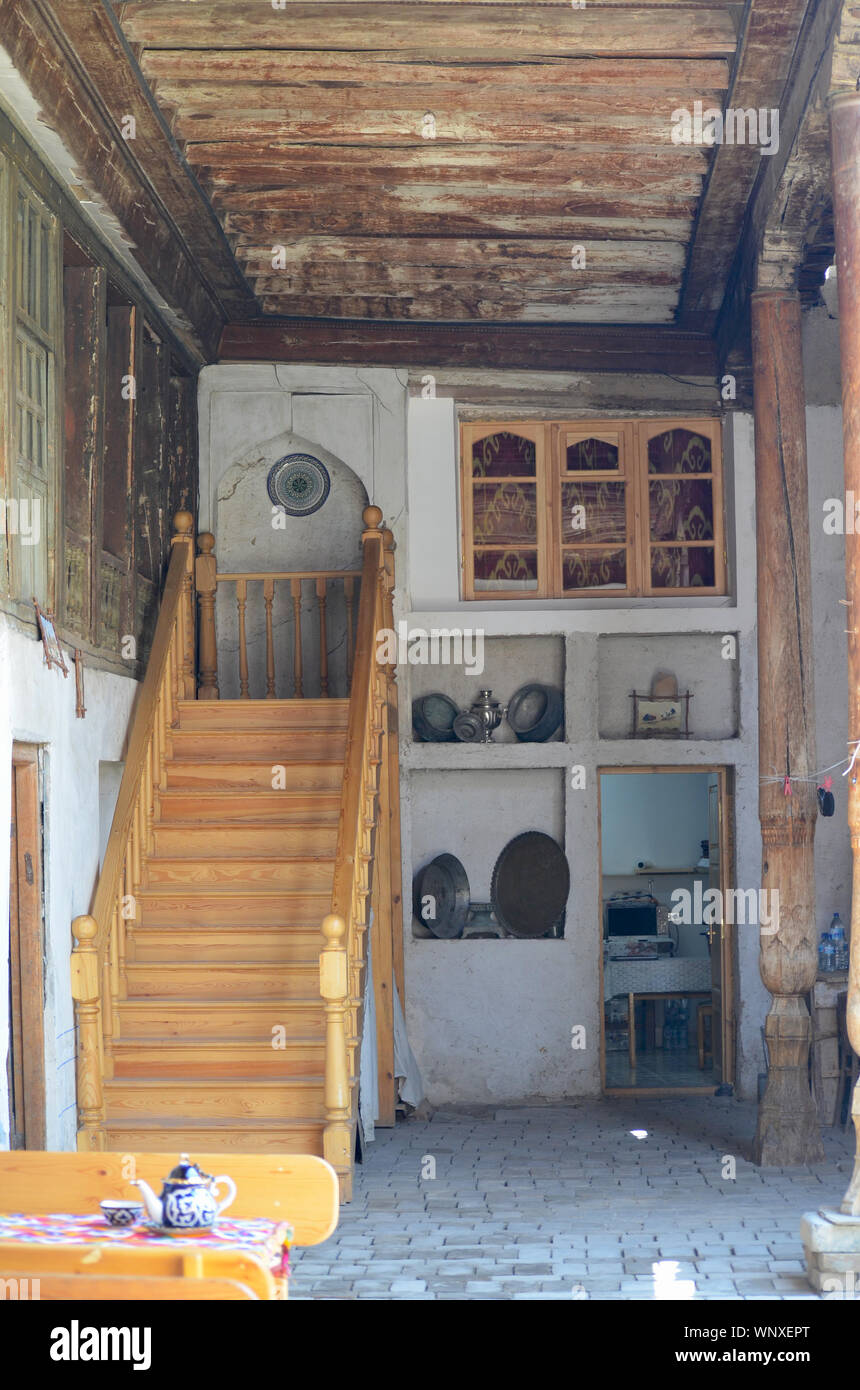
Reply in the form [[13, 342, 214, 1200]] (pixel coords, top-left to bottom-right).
[[0, 1211, 294, 1299]]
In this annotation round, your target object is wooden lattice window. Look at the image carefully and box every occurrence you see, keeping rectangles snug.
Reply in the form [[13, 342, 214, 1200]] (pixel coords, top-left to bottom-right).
[[9, 177, 58, 605], [461, 418, 725, 599]]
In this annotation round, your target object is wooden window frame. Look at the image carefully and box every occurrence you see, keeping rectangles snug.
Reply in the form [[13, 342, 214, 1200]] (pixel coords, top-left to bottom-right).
[[460, 417, 725, 600], [460, 420, 550, 600]]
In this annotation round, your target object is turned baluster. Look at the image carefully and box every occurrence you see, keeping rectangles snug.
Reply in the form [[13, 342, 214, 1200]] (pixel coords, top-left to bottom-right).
[[344, 576, 355, 687], [320, 913, 352, 1198], [264, 576, 276, 699], [291, 578, 304, 697], [196, 533, 219, 700], [236, 578, 250, 699], [70, 915, 106, 1150], [316, 577, 329, 697]]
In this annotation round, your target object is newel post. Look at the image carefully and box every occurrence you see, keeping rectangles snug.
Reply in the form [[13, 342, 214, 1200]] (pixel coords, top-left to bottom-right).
[[70, 915, 106, 1151], [195, 532, 219, 700], [320, 913, 352, 1200], [171, 510, 196, 699]]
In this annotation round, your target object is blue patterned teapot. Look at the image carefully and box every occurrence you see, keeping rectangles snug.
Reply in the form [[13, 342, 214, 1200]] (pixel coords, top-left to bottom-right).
[[131, 1154, 237, 1231]]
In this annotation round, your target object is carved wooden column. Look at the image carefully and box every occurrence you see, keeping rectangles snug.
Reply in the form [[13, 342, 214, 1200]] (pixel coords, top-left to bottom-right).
[[829, 91, 860, 1213], [751, 288, 824, 1165]]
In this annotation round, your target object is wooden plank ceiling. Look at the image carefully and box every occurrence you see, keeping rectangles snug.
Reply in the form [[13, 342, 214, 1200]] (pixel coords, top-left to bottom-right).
[[111, 0, 745, 325]]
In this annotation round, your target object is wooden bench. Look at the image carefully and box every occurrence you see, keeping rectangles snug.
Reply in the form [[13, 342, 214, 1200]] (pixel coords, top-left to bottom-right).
[[0, 1151, 339, 1300]]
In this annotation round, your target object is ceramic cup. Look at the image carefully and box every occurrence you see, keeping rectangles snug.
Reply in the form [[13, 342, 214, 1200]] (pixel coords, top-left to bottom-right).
[[100, 1199, 144, 1227]]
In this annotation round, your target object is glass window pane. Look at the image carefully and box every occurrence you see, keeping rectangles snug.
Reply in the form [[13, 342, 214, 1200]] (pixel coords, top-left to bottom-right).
[[565, 437, 619, 472], [474, 549, 538, 591], [648, 427, 712, 474], [472, 431, 536, 478], [651, 547, 715, 589], [473, 481, 537, 545], [649, 478, 713, 542], [563, 549, 626, 591], [562, 480, 626, 544]]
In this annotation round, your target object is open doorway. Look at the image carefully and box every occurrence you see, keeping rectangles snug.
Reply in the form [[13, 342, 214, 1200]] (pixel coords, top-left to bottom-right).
[[599, 766, 734, 1095], [7, 744, 47, 1148]]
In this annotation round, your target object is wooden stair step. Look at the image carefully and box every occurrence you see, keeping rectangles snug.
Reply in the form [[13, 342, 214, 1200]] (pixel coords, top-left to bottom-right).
[[124, 961, 320, 998], [136, 887, 331, 926], [177, 698, 349, 731], [129, 925, 323, 964], [115, 999, 324, 1038], [166, 760, 343, 791], [169, 729, 347, 761], [157, 788, 341, 824], [103, 1118, 327, 1155], [145, 857, 335, 889], [152, 823, 338, 858], [111, 1038, 325, 1078], [105, 1077, 326, 1122]]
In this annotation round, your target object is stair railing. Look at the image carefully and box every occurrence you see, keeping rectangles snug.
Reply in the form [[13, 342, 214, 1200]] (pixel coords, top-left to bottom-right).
[[194, 532, 361, 700], [70, 512, 196, 1150], [320, 506, 395, 1198]]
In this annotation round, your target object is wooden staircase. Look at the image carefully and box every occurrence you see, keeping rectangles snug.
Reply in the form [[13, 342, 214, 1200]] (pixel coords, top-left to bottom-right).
[[104, 697, 347, 1156], [71, 507, 401, 1200]]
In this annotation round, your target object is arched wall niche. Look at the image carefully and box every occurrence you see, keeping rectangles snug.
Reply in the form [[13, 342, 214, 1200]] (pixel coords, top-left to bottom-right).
[[214, 431, 369, 699]]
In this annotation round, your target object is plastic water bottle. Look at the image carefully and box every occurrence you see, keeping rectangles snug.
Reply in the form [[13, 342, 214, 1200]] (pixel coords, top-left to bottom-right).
[[830, 914, 849, 971], [819, 931, 836, 974]]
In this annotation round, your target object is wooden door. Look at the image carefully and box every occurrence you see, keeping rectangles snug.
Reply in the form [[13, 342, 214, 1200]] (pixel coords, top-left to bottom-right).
[[7, 745, 47, 1149]]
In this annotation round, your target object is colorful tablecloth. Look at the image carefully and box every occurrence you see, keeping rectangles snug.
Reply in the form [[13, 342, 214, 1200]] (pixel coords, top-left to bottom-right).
[[0, 1213, 293, 1278]]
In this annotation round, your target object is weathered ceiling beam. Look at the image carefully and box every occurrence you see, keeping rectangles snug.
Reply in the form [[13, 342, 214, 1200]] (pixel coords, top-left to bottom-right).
[[219, 319, 718, 377], [678, 0, 813, 329], [715, 0, 852, 371], [0, 0, 255, 358], [119, 4, 738, 59]]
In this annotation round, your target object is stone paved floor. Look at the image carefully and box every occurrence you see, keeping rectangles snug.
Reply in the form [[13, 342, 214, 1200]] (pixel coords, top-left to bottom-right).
[[290, 1097, 856, 1300]]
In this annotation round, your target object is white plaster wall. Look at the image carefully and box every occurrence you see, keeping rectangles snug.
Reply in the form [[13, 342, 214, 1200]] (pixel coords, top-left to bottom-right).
[[400, 408, 764, 1105], [0, 617, 137, 1149]]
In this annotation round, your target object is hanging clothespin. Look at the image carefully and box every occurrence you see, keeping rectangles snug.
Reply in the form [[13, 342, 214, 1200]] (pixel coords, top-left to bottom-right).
[[823, 775, 833, 792], [783, 774, 792, 797]]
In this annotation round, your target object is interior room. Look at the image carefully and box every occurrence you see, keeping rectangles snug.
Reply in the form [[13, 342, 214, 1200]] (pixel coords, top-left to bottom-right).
[[600, 769, 723, 1092]]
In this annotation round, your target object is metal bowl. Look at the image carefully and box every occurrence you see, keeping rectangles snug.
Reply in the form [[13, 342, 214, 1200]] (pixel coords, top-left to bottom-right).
[[453, 710, 483, 742], [412, 693, 460, 742], [506, 683, 564, 742]]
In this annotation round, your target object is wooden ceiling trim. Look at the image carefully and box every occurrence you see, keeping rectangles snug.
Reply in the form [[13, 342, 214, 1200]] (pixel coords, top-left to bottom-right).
[[118, 4, 738, 59], [678, 0, 814, 328], [219, 318, 718, 375], [227, 208, 697, 239], [256, 292, 683, 320]]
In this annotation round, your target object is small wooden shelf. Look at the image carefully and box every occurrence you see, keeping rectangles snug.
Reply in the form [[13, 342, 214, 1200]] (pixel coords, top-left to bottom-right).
[[634, 866, 705, 874]]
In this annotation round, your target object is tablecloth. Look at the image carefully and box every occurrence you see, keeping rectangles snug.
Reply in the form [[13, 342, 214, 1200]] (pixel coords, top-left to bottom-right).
[[0, 1213, 293, 1277], [604, 956, 711, 1001]]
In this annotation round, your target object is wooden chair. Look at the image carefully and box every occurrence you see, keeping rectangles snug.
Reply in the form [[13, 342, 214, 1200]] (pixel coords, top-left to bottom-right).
[[0, 1151, 339, 1300], [697, 1002, 713, 1069]]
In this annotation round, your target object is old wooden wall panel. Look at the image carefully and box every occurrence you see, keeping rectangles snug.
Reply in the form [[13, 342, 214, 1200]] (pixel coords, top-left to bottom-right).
[[62, 264, 106, 637], [101, 302, 136, 647]]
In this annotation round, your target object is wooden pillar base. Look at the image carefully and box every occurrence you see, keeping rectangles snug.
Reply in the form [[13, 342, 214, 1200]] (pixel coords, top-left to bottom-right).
[[754, 997, 824, 1165]]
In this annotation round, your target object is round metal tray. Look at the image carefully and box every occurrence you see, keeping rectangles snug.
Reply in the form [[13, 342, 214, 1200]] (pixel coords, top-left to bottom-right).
[[490, 831, 570, 937], [413, 853, 471, 938], [412, 693, 459, 742]]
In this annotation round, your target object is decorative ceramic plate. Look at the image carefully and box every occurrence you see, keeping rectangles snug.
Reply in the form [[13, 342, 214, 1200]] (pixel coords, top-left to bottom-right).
[[267, 453, 331, 517]]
